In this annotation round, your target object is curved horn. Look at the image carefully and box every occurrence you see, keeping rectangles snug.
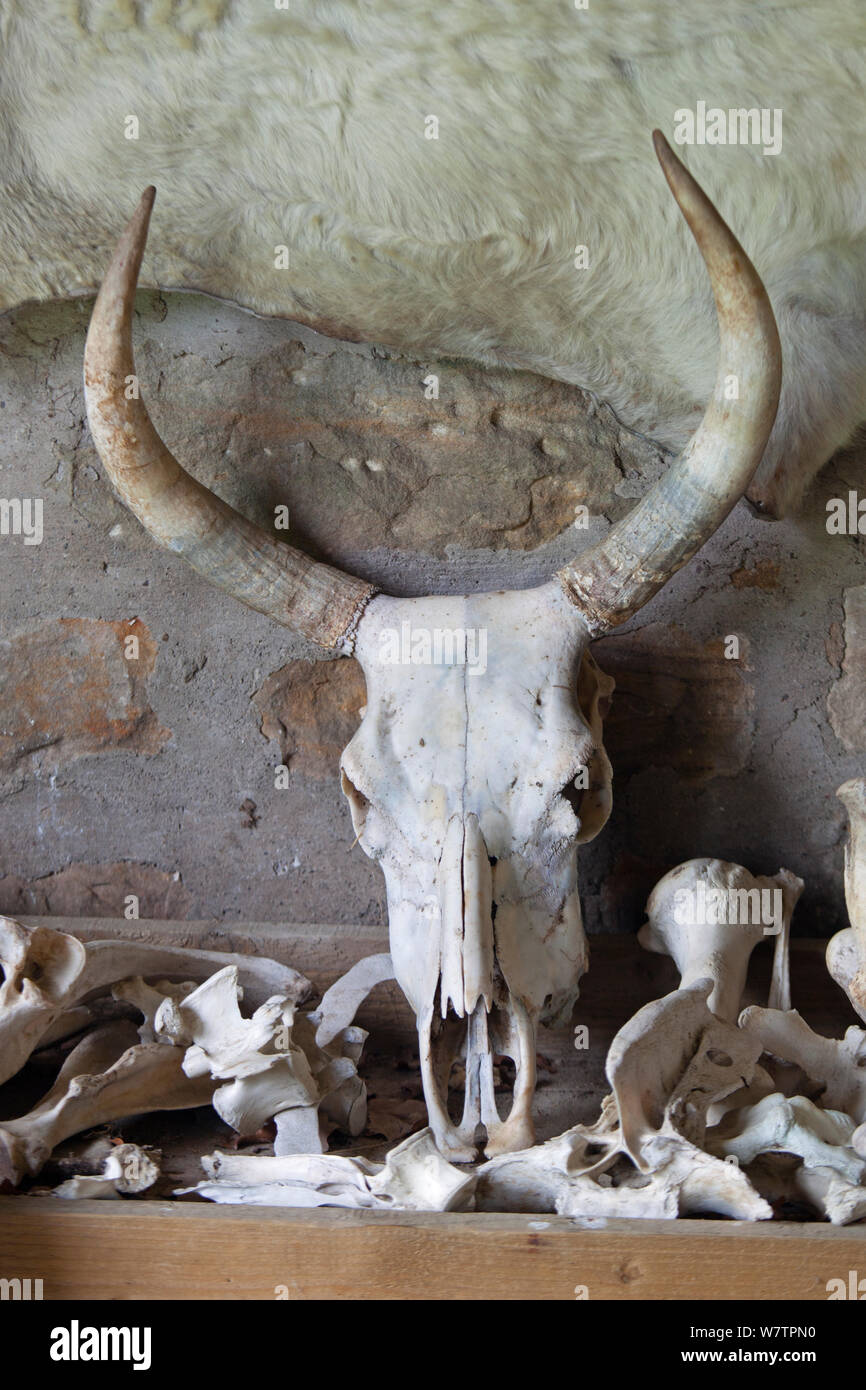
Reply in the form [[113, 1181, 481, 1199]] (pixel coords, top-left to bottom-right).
[[558, 131, 781, 635], [83, 188, 377, 651]]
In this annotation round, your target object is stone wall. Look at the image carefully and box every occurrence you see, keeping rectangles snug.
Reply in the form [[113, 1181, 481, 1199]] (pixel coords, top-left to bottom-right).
[[0, 289, 864, 937]]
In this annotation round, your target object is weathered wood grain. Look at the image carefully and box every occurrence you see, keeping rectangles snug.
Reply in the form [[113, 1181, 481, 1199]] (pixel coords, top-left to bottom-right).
[[1, 1198, 864, 1301]]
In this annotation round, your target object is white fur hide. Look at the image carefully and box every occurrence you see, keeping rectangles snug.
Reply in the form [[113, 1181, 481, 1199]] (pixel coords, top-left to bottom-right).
[[1, 1, 865, 512]]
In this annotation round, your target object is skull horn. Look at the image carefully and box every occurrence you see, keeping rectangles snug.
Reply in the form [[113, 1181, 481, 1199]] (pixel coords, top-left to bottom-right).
[[559, 131, 782, 635], [83, 187, 376, 652]]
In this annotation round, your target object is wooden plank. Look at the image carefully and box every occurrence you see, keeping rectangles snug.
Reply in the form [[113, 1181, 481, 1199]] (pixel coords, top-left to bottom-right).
[[1, 1197, 865, 1301]]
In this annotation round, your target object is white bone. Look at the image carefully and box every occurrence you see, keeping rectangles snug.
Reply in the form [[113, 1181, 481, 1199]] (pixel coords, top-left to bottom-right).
[[605, 980, 764, 1162], [311, 953, 394, 1048], [0, 1021, 214, 1186], [476, 979, 771, 1220], [632, 1135, 773, 1220], [180, 1129, 475, 1212], [158, 967, 319, 1135], [738, 1007, 866, 1130], [0, 916, 311, 1085], [639, 860, 803, 1022], [112, 977, 199, 1043], [793, 1165, 866, 1225], [52, 1143, 160, 1199], [826, 779, 866, 1022], [0, 917, 88, 1086], [152, 965, 368, 1149], [707, 1092, 864, 1184], [343, 590, 614, 1159]]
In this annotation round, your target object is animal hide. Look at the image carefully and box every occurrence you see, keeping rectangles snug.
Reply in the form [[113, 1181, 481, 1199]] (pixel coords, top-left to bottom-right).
[[1, 0, 865, 513]]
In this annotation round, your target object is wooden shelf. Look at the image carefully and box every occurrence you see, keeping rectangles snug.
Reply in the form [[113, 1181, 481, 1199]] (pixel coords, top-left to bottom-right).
[[2, 1198, 864, 1301]]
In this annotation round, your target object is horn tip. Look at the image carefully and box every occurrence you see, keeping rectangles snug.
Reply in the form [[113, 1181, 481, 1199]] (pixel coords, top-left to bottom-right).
[[652, 128, 680, 180]]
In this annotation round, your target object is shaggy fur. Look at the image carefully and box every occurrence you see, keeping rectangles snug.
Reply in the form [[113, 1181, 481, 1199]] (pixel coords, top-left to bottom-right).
[[1, 0, 865, 513]]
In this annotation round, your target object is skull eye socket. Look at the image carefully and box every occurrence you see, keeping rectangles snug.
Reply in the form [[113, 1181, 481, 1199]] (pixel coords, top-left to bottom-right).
[[560, 779, 584, 820], [340, 768, 370, 839]]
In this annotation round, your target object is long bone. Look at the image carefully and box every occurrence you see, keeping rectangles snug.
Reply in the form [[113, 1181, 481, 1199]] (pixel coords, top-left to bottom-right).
[[0, 915, 311, 1087], [639, 860, 803, 1022], [83, 133, 781, 1158], [0, 1021, 215, 1186], [180, 1129, 476, 1212]]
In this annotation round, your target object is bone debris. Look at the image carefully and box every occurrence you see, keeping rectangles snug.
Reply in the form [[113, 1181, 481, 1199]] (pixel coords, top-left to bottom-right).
[[476, 980, 772, 1221], [52, 1143, 160, 1200], [179, 1128, 476, 1212], [708, 1093, 862, 1180], [153, 964, 369, 1152], [0, 920, 381, 1188], [0, 1021, 214, 1186], [0, 915, 311, 1086]]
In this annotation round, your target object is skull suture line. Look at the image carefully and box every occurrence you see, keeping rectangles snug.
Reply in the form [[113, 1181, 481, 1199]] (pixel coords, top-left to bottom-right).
[[83, 133, 781, 1159]]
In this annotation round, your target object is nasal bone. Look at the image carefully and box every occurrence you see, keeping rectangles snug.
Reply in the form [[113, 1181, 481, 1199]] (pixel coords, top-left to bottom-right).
[[438, 812, 495, 1019]]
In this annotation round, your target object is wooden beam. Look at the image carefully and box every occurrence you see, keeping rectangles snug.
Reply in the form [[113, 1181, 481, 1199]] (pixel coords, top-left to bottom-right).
[[1, 1197, 864, 1301]]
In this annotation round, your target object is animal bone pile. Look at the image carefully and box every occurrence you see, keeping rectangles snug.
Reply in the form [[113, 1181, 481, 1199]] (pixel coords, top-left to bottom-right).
[[2, 780, 866, 1224], [0, 927, 383, 1192]]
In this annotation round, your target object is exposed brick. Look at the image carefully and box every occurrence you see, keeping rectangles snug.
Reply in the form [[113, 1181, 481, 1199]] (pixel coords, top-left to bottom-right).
[[253, 658, 366, 780], [0, 618, 169, 779]]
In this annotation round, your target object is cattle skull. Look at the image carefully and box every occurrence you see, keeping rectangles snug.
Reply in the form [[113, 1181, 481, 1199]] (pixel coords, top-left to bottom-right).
[[83, 133, 781, 1159]]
